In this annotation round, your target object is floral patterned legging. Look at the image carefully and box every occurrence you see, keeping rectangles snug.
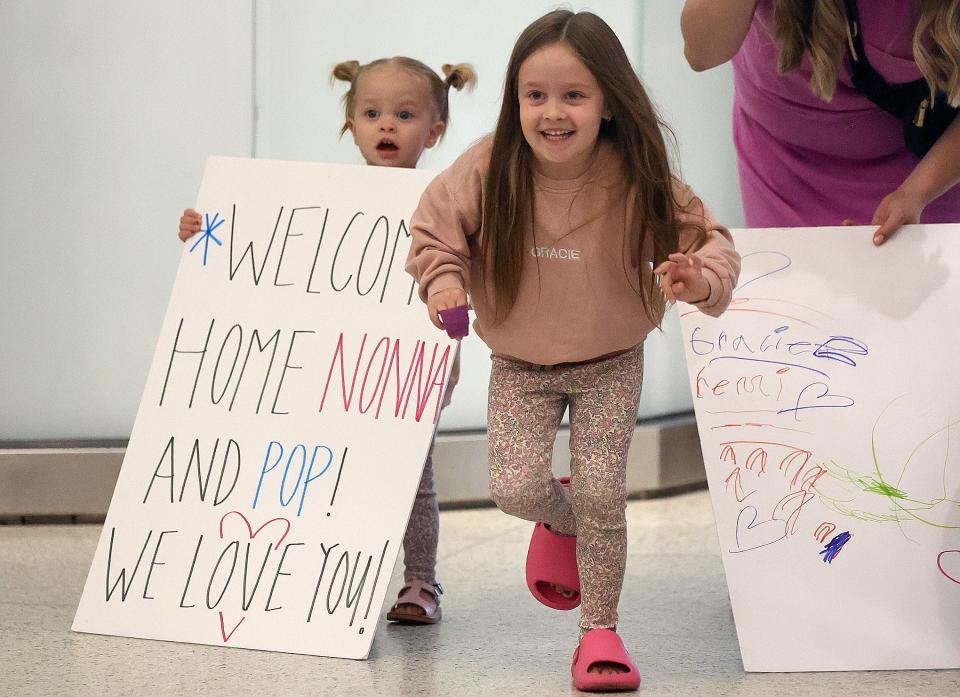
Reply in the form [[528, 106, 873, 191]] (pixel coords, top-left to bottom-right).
[[487, 343, 644, 630], [400, 350, 461, 586]]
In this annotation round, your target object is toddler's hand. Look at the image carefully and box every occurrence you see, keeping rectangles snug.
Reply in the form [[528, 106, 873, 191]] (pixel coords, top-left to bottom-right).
[[427, 287, 468, 331], [654, 252, 711, 304], [178, 208, 202, 241]]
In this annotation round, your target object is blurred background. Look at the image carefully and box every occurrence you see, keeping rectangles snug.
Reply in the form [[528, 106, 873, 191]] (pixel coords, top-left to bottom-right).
[[0, 1, 740, 514]]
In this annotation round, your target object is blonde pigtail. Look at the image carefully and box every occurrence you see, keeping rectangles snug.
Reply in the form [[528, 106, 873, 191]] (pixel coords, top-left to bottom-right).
[[331, 60, 361, 85], [441, 63, 478, 92], [331, 60, 362, 137]]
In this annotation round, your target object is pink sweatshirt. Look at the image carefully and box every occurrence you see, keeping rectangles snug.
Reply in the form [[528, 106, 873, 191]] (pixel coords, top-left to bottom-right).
[[406, 137, 741, 365]]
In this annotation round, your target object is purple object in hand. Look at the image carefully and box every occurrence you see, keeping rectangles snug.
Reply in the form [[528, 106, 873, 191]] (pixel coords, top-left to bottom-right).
[[438, 304, 469, 339]]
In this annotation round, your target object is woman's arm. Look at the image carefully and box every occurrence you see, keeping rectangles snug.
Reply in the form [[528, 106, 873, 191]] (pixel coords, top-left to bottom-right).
[[872, 115, 960, 244], [681, 0, 761, 71]]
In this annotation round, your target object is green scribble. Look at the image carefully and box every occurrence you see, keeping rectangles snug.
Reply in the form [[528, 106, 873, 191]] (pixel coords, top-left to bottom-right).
[[812, 397, 960, 532], [858, 477, 907, 499]]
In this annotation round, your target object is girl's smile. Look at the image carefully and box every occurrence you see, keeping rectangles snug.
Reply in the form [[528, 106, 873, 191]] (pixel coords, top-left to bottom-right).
[[517, 42, 609, 179]]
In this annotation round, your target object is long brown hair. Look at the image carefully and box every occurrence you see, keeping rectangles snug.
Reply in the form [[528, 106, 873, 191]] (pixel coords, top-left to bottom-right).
[[331, 58, 477, 137], [481, 10, 695, 326], [772, 0, 960, 106]]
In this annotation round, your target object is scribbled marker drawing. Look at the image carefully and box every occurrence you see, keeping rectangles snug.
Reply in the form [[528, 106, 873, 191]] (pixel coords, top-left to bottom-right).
[[815, 522, 837, 544], [190, 211, 225, 266], [732, 251, 792, 294], [730, 505, 787, 553], [936, 550, 960, 585], [725, 467, 756, 502], [819, 531, 852, 563], [814, 398, 960, 530]]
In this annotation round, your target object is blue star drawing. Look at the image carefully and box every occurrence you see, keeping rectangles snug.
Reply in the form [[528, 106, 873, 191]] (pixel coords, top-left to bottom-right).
[[190, 212, 224, 266]]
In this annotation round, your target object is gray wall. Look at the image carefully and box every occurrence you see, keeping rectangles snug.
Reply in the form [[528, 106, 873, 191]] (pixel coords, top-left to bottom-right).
[[0, 1, 741, 440]]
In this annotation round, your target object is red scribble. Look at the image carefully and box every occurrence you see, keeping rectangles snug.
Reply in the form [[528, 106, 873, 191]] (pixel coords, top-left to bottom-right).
[[725, 467, 756, 502], [219, 611, 245, 643], [680, 306, 817, 328], [779, 449, 813, 487], [719, 440, 821, 538], [774, 466, 827, 535], [722, 441, 813, 475], [706, 409, 780, 414], [815, 522, 837, 544], [937, 550, 960, 585], [736, 296, 836, 319], [745, 448, 768, 474], [219, 510, 291, 546], [709, 422, 811, 434]]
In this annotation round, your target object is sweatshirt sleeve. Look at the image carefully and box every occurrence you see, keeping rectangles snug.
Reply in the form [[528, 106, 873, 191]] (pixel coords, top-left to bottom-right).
[[405, 140, 488, 303], [673, 179, 741, 317]]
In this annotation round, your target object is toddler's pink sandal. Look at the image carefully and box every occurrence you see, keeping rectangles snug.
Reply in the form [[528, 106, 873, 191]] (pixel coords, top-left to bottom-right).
[[525, 476, 580, 610], [386, 580, 443, 624], [571, 628, 641, 692]]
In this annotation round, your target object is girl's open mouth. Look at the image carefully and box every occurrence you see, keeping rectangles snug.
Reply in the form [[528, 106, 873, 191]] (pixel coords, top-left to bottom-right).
[[377, 139, 399, 152]]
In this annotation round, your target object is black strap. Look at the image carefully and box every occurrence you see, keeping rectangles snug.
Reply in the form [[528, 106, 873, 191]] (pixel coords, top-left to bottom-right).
[[842, 0, 927, 123]]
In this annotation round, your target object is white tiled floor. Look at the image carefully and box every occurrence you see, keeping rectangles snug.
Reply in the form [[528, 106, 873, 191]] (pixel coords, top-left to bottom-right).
[[2, 491, 958, 696]]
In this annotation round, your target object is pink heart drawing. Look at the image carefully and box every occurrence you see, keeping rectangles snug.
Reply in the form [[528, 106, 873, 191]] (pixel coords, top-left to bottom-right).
[[730, 505, 787, 553], [214, 511, 292, 642], [937, 550, 960, 585], [218, 510, 291, 548]]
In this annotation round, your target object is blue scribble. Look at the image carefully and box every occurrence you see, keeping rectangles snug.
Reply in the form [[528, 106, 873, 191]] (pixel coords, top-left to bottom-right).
[[734, 251, 792, 294], [189, 212, 225, 266], [729, 505, 787, 554], [812, 336, 869, 368], [778, 382, 855, 420], [819, 531, 852, 563]]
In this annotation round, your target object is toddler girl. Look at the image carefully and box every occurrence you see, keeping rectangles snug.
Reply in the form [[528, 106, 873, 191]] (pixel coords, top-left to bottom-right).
[[179, 56, 476, 625]]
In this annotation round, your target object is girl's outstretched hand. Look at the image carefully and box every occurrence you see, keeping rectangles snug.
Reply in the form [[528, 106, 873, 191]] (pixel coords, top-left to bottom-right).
[[178, 208, 202, 241], [654, 252, 711, 304], [427, 287, 468, 331]]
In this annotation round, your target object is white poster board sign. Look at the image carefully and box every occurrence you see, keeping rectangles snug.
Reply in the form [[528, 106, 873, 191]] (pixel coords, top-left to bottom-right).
[[73, 157, 455, 659], [678, 225, 960, 671]]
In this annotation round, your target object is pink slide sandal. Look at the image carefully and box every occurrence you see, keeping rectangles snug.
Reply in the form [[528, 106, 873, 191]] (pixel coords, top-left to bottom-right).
[[525, 476, 580, 610], [571, 629, 641, 692]]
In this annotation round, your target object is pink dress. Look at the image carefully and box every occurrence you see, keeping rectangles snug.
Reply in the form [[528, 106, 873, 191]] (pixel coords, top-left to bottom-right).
[[732, 0, 960, 227]]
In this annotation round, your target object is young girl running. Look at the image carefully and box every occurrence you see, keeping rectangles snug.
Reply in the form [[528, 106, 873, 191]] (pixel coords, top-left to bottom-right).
[[179, 56, 476, 626], [406, 11, 740, 692]]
